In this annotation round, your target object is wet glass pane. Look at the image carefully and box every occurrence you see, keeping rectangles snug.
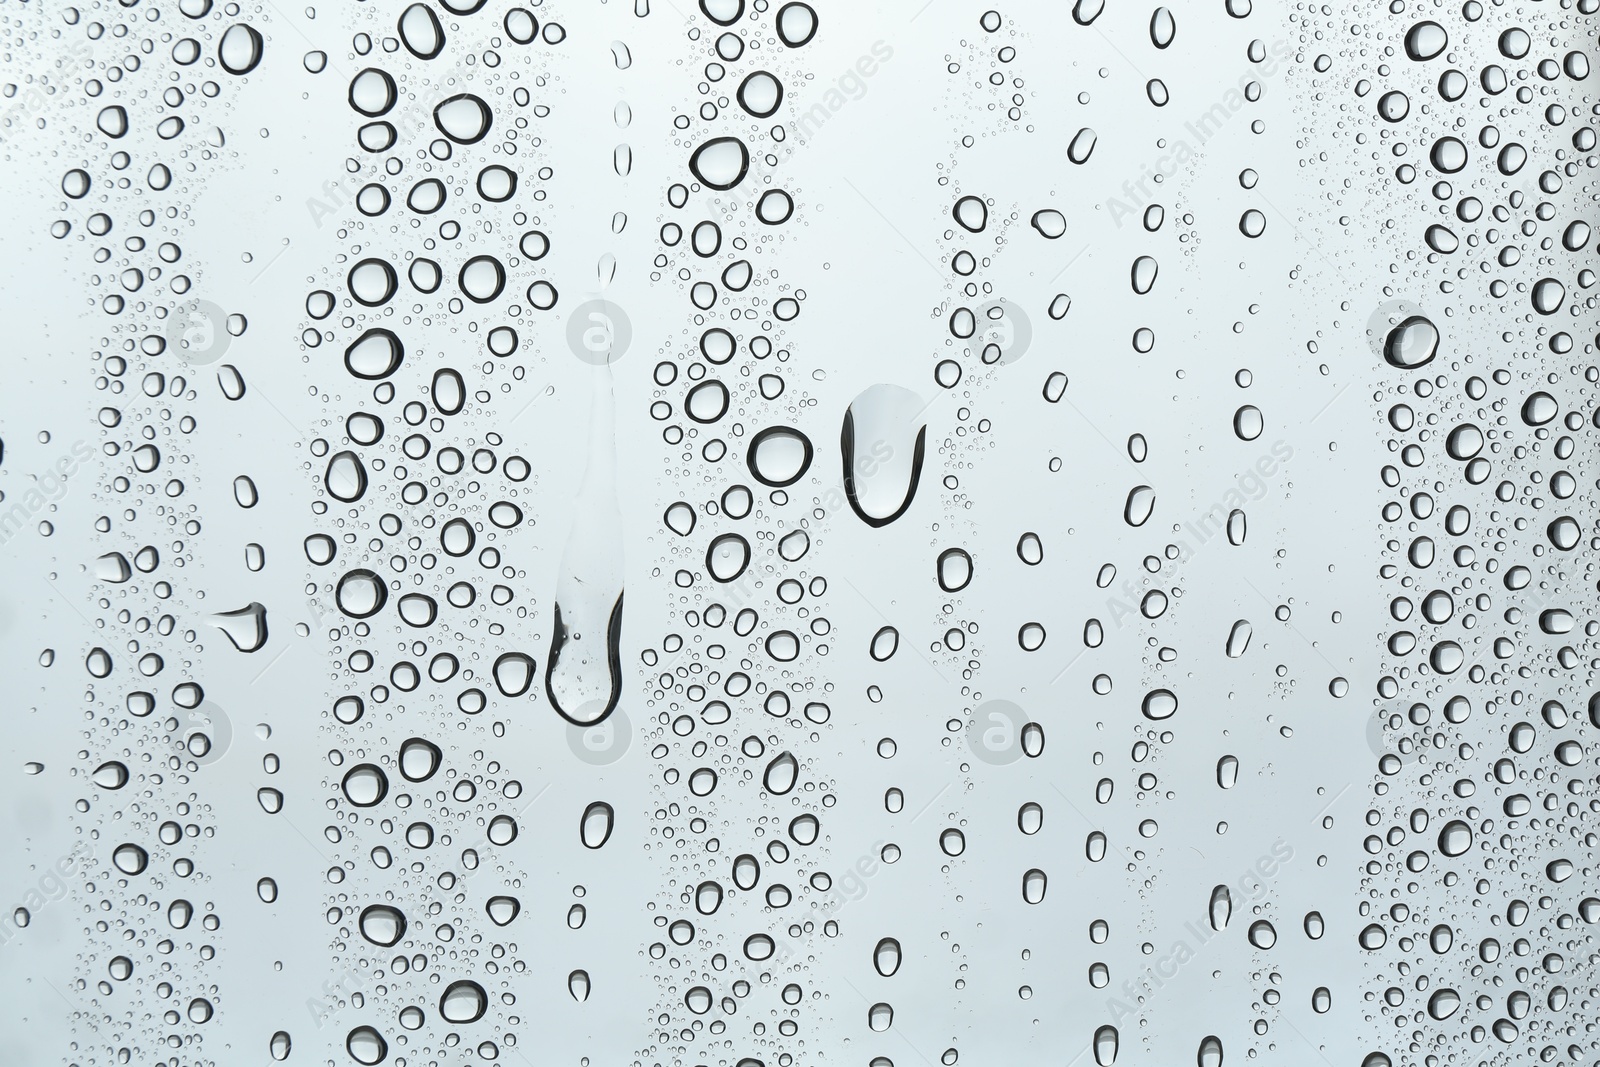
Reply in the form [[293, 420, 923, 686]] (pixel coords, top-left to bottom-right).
[[0, 1, 1596, 1065]]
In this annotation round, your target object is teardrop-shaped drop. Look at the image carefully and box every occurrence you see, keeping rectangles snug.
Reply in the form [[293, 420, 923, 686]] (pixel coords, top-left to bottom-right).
[[763, 751, 799, 795], [325, 450, 367, 502], [547, 368, 626, 726], [842, 384, 928, 527], [210, 602, 267, 652]]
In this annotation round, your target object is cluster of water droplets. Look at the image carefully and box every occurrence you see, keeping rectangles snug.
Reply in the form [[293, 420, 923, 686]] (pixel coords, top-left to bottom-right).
[[1294, 1, 1598, 1066]]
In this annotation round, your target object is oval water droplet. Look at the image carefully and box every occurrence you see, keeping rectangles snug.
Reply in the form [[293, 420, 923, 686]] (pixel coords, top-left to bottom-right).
[[112, 843, 149, 874], [459, 256, 506, 303], [748, 426, 813, 487], [1444, 423, 1482, 460], [1022, 868, 1047, 903], [345, 329, 404, 380], [688, 136, 750, 190], [1031, 209, 1067, 238], [93, 761, 129, 789], [1131, 256, 1158, 294], [706, 533, 751, 583], [346, 1026, 388, 1065], [325, 450, 368, 502], [336, 569, 387, 619], [1142, 688, 1178, 720], [1216, 755, 1238, 789], [1548, 516, 1580, 551], [359, 904, 408, 946], [440, 980, 487, 1023], [1094, 1025, 1119, 1066], [95, 552, 132, 583], [737, 70, 783, 117], [1404, 20, 1448, 60], [775, 2, 818, 46], [398, 3, 445, 59], [1424, 224, 1458, 253], [1376, 89, 1410, 122], [1430, 136, 1467, 172], [218, 23, 264, 74], [398, 737, 441, 782], [348, 69, 397, 116], [936, 548, 973, 592], [695, 880, 724, 914], [953, 195, 988, 232], [873, 937, 901, 976], [1438, 819, 1472, 856], [1067, 127, 1097, 162], [580, 801, 615, 849], [1383, 315, 1438, 368], [487, 896, 521, 925], [1520, 391, 1558, 425], [1209, 885, 1232, 930], [1531, 277, 1565, 315], [1427, 988, 1460, 1020], [342, 764, 389, 807], [434, 94, 492, 143], [1150, 6, 1175, 46], [97, 105, 129, 138], [1124, 485, 1155, 527], [1225, 620, 1252, 658]]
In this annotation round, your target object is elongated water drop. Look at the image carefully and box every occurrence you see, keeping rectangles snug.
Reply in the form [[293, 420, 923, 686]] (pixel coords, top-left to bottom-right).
[[873, 937, 901, 976], [580, 801, 615, 849], [842, 384, 927, 527], [1216, 755, 1239, 789], [546, 367, 625, 727], [1094, 1025, 1119, 1066], [1225, 620, 1252, 658], [1209, 885, 1232, 931]]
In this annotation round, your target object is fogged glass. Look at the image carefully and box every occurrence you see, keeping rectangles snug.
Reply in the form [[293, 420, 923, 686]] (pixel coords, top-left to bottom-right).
[[0, 0, 1596, 1065]]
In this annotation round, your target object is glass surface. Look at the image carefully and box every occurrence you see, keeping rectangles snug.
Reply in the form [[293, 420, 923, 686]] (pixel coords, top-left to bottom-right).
[[0, 1, 1596, 1065]]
